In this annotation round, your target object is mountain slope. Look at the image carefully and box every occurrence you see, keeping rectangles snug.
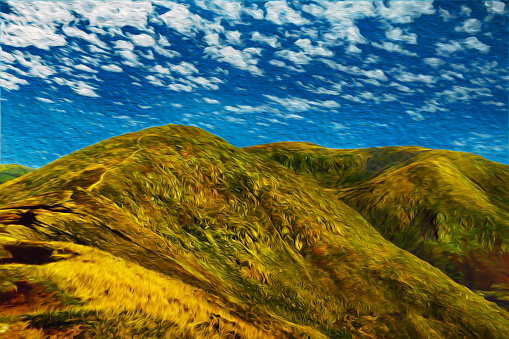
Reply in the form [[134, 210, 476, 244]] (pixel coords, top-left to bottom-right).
[[0, 124, 508, 338], [242, 142, 509, 308], [0, 164, 34, 184]]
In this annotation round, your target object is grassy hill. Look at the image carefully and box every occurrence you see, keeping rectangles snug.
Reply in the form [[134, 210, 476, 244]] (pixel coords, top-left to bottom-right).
[[0, 124, 508, 338], [0, 164, 34, 184], [242, 142, 509, 309]]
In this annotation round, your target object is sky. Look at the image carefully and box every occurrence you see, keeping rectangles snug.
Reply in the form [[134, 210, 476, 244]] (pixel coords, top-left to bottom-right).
[[0, 0, 508, 169]]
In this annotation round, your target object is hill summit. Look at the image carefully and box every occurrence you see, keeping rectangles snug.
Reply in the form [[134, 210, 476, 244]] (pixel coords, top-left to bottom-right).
[[0, 124, 508, 338]]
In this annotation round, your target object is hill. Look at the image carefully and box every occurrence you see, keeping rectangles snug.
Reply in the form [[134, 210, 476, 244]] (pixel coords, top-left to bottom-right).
[[0, 164, 34, 184], [0, 124, 508, 338], [242, 142, 509, 309]]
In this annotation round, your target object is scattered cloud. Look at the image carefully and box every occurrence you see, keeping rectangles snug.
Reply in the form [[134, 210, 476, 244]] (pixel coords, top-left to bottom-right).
[[371, 41, 418, 56], [376, 1, 435, 24], [423, 58, 445, 67], [394, 71, 435, 84], [74, 64, 97, 73], [252, 31, 281, 48], [463, 37, 490, 53], [2, 23, 66, 50], [385, 27, 417, 44], [485, 1, 507, 15], [204, 46, 263, 76], [346, 45, 362, 54], [203, 97, 220, 104], [0, 71, 29, 90], [275, 49, 311, 65], [265, 1, 309, 25], [129, 33, 156, 47], [435, 40, 463, 55], [455, 18, 482, 34], [101, 64, 123, 72], [406, 110, 424, 121]]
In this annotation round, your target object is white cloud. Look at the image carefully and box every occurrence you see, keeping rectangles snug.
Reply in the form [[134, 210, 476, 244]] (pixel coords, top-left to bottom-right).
[[329, 25, 368, 44], [342, 94, 364, 103], [69, 80, 100, 97], [7, 51, 57, 79], [452, 140, 467, 147], [0, 50, 16, 64], [439, 8, 457, 22], [168, 83, 194, 92], [74, 64, 97, 73], [195, 0, 243, 20], [385, 27, 417, 44], [160, 3, 202, 37], [170, 62, 199, 75], [203, 98, 220, 104], [265, 1, 309, 25], [2, 24, 66, 50], [62, 26, 109, 50], [226, 31, 242, 45], [188, 76, 220, 90], [346, 45, 362, 54], [146, 75, 165, 87], [153, 46, 181, 59], [204, 33, 221, 46], [35, 97, 54, 103], [152, 65, 170, 75], [88, 45, 109, 55], [3, 2, 72, 24], [463, 37, 490, 53], [204, 46, 263, 75], [461, 6, 472, 16], [424, 58, 445, 67], [119, 50, 138, 61], [243, 5, 265, 20], [269, 59, 287, 67], [295, 39, 333, 57], [319, 100, 341, 108], [485, 1, 507, 15], [376, 1, 435, 24], [371, 41, 418, 56], [0, 71, 29, 90], [363, 69, 388, 81], [264, 94, 311, 112], [455, 18, 482, 34], [440, 70, 464, 81], [406, 110, 424, 121], [71, 1, 153, 31], [395, 71, 435, 84], [435, 40, 463, 55], [130, 33, 156, 47], [252, 32, 280, 48], [114, 40, 134, 50], [482, 100, 505, 107], [317, 1, 375, 23], [275, 50, 311, 65], [101, 64, 123, 72]]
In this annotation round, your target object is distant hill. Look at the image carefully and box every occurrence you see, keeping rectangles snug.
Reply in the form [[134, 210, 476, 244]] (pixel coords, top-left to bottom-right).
[[0, 164, 34, 184], [0, 124, 508, 338]]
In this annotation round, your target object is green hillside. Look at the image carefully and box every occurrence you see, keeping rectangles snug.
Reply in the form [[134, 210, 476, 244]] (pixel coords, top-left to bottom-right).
[[0, 124, 508, 338], [242, 142, 509, 309], [0, 164, 34, 184]]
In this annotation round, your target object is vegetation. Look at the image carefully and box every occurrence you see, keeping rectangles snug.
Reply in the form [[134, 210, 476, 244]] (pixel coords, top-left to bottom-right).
[[0, 164, 34, 184], [0, 124, 508, 338], [243, 142, 509, 308]]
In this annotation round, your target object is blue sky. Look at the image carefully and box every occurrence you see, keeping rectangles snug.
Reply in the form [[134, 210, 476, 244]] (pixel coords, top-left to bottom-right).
[[0, 0, 507, 168]]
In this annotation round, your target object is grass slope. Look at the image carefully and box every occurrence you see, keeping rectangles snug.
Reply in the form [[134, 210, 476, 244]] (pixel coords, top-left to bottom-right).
[[242, 142, 509, 309], [0, 164, 34, 184], [0, 124, 507, 338]]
